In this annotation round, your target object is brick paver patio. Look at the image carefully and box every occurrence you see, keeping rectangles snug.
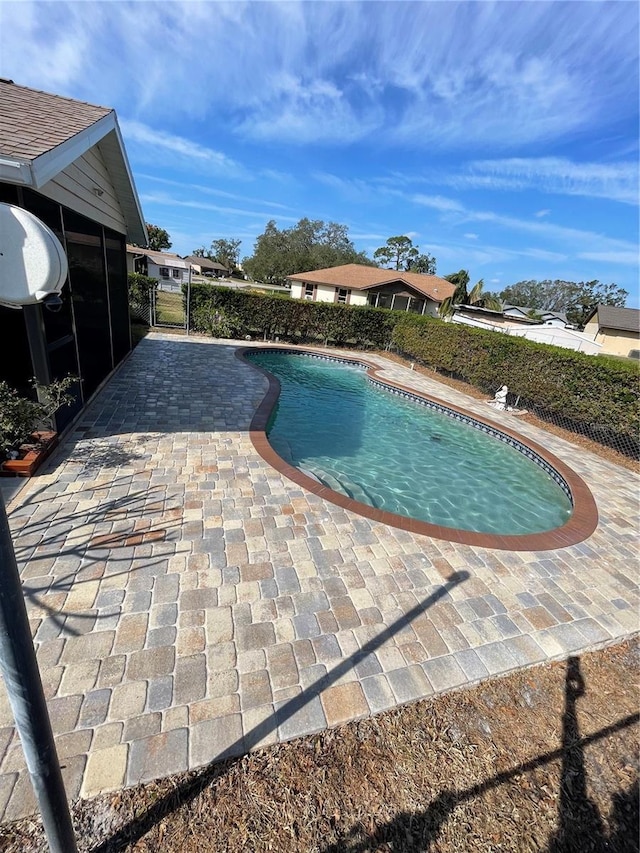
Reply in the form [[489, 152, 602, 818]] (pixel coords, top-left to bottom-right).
[[0, 333, 637, 821]]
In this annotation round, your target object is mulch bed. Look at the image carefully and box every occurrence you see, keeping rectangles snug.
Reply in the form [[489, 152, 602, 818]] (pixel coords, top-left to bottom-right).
[[1, 639, 637, 853]]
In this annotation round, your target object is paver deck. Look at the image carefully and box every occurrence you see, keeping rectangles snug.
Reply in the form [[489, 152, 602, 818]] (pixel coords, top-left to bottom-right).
[[0, 333, 637, 822]]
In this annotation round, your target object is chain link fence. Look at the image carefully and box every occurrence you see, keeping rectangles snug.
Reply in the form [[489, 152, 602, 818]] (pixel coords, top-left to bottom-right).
[[404, 359, 638, 461]]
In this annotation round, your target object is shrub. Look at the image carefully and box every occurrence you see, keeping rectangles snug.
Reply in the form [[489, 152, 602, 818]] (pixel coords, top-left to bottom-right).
[[0, 377, 76, 457], [128, 272, 157, 322], [392, 314, 639, 455]]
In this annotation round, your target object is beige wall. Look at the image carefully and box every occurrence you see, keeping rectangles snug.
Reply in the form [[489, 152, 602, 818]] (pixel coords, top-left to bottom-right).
[[290, 281, 368, 305], [40, 147, 127, 235], [592, 327, 638, 357]]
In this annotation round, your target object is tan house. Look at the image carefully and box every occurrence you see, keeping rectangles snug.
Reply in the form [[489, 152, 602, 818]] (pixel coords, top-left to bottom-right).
[[288, 264, 456, 316], [183, 255, 231, 279], [583, 305, 640, 358]]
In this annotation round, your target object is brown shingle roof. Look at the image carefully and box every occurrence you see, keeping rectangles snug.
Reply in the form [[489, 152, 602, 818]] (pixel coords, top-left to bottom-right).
[[594, 304, 640, 334], [0, 79, 112, 160], [127, 246, 188, 268], [288, 264, 456, 303], [183, 255, 230, 271]]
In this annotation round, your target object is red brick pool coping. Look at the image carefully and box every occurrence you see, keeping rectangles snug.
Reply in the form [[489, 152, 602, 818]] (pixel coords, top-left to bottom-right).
[[238, 346, 599, 552]]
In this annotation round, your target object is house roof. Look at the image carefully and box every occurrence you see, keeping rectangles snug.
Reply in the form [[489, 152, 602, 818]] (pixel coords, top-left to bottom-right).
[[0, 79, 111, 159], [589, 304, 640, 334], [127, 246, 189, 269], [503, 305, 568, 324], [0, 79, 146, 245], [183, 255, 230, 271], [288, 264, 455, 303]]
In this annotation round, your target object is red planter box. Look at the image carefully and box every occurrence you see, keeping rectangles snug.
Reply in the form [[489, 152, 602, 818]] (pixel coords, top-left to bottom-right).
[[0, 431, 58, 477]]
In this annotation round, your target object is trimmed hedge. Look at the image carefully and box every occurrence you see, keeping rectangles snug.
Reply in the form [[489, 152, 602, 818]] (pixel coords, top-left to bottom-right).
[[186, 283, 398, 348], [392, 314, 639, 454], [185, 283, 639, 456]]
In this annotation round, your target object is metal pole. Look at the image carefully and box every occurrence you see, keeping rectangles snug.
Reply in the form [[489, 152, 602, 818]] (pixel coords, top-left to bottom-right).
[[0, 493, 77, 853], [186, 268, 191, 336]]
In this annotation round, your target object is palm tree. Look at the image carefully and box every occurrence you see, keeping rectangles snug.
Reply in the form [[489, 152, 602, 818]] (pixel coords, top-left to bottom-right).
[[439, 269, 502, 318]]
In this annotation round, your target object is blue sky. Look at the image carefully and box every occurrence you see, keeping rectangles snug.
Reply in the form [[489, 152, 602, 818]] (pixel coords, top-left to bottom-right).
[[1, 1, 638, 303]]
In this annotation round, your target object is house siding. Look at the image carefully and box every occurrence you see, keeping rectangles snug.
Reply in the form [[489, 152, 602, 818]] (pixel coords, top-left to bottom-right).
[[148, 260, 188, 291], [594, 327, 638, 357], [39, 148, 127, 235]]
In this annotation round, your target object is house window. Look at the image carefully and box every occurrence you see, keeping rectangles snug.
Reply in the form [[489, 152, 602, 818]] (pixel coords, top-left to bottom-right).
[[159, 267, 169, 278], [336, 288, 351, 304], [172, 269, 181, 279], [304, 283, 315, 300]]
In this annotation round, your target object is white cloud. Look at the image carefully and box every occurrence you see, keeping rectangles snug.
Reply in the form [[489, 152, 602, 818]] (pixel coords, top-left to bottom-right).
[[2, 1, 636, 150], [464, 233, 479, 240], [413, 195, 466, 214], [535, 210, 551, 218], [445, 158, 639, 205], [578, 251, 640, 265], [139, 192, 300, 223], [411, 194, 638, 265], [136, 173, 291, 210], [121, 120, 247, 178]]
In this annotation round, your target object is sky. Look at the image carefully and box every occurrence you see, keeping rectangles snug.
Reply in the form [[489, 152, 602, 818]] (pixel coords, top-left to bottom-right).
[[1, 0, 638, 304]]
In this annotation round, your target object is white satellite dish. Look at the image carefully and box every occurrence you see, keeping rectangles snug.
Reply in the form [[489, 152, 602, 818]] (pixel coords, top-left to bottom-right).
[[0, 203, 68, 309]]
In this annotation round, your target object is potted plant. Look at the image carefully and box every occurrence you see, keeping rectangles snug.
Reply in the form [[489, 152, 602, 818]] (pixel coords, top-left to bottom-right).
[[0, 377, 75, 477]]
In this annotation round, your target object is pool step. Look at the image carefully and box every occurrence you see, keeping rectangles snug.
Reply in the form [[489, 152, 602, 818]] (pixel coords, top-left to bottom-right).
[[305, 467, 375, 506]]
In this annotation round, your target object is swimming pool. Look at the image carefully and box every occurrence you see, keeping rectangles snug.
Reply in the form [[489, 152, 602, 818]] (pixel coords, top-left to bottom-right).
[[243, 348, 598, 549]]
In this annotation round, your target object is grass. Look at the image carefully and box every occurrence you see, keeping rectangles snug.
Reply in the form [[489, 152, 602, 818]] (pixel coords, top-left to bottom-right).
[[155, 291, 185, 326], [1, 640, 637, 852]]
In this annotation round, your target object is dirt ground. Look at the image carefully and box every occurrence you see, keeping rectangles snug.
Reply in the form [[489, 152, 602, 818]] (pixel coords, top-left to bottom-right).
[[1, 639, 637, 853]]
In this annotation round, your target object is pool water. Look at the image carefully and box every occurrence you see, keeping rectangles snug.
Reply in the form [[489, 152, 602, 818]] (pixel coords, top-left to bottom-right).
[[249, 351, 573, 535]]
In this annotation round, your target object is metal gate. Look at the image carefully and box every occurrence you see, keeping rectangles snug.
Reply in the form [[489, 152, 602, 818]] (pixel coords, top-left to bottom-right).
[[151, 284, 187, 330]]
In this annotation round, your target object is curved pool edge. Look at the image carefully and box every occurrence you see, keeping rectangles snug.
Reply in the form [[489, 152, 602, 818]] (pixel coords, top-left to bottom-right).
[[237, 346, 599, 552]]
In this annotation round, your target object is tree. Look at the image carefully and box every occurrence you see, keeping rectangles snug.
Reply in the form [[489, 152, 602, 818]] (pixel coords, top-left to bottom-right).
[[242, 219, 370, 285], [145, 224, 172, 251], [210, 238, 242, 271], [373, 236, 437, 274], [409, 252, 437, 275], [373, 236, 419, 270], [439, 270, 502, 318], [498, 280, 628, 328]]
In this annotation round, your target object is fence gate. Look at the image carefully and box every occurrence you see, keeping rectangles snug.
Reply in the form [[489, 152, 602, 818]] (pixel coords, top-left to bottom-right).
[[151, 284, 187, 330]]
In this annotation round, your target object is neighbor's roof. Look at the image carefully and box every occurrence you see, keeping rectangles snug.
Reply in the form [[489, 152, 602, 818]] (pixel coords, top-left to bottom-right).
[[590, 304, 640, 334], [183, 255, 230, 271], [288, 264, 455, 302], [0, 79, 146, 245], [127, 246, 189, 269]]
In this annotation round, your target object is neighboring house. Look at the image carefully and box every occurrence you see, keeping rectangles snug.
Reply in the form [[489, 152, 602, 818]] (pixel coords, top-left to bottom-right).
[[0, 79, 146, 431], [583, 305, 640, 358], [288, 264, 455, 316], [183, 255, 230, 279], [452, 304, 600, 354], [127, 246, 190, 291], [503, 305, 570, 327]]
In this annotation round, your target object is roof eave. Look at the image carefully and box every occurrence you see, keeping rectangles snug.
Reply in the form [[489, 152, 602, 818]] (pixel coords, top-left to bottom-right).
[[2, 110, 147, 246], [97, 118, 147, 246], [27, 111, 117, 189]]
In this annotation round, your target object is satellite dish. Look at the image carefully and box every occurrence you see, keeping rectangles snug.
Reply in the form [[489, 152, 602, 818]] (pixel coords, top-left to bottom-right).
[[0, 203, 68, 309]]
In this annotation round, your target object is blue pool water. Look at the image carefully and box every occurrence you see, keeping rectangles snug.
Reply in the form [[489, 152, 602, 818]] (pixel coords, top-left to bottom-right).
[[248, 351, 573, 535]]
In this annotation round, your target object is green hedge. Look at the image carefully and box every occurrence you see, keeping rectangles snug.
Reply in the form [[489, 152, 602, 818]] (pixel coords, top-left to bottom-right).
[[392, 314, 639, 453], [186, 283, 398, 348], [185, 283, 639, 456]]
